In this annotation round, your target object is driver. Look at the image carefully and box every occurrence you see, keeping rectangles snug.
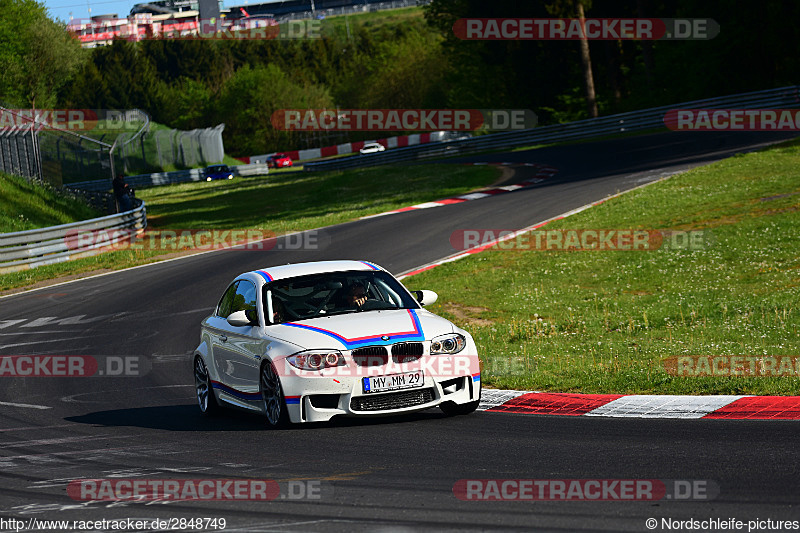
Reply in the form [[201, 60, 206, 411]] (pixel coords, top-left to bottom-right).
[[271, 296, 286, 323], [345, 282, 368, 308]]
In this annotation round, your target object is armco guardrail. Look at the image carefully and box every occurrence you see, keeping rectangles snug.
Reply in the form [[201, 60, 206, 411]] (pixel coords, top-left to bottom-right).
[[0, 200, 147, 273], [236, 163, 271, 177], [304, 86, 800, 172], [67, 163, 270, 192]]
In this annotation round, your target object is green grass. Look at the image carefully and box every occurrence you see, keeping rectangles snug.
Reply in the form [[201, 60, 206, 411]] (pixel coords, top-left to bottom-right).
[[320, 6, 424, 36], [140, 163, 497, 232], [0, 172, 102, 233], [403, 139, 800, 395], [0, 163, 499, 291]]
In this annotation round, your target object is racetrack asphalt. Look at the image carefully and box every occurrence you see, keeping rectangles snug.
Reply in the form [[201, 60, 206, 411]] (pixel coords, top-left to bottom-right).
[[0, 130, 798, 532]]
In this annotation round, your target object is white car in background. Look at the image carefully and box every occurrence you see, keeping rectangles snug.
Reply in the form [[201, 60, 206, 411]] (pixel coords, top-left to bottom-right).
[[359, 142, 386, 154], [193, 260, 481, 428]]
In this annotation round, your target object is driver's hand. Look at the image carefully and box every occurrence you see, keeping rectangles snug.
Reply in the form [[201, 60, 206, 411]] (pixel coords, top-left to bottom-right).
[[354, 295, 367, 307]]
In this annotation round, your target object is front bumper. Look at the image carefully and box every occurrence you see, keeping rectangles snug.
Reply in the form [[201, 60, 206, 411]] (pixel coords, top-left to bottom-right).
[[278, 352, 481, 423]]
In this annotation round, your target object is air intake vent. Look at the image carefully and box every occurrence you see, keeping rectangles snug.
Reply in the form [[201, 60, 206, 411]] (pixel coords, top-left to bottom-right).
[[351, 346, 388, 367], [391, 342, 424, 363], [350, 388, 435, 412]]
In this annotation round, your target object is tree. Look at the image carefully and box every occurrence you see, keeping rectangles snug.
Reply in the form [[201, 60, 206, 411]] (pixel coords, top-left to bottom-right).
[[0, 0, 86, 108], [574, 0, 598, 117], [215, 64, 334, 155]]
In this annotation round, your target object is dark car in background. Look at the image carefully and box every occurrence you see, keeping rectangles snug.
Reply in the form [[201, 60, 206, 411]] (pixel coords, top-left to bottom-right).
[[204, 164, 234, 182]]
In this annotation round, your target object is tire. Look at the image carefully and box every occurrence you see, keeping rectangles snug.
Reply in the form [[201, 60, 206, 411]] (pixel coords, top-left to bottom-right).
[[194, 356, 220, 416], [260, 361, 290, 429]]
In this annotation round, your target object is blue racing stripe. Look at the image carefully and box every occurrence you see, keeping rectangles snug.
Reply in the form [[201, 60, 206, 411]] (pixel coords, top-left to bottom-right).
[[254, 270, 273, 282], [359, 261, 380, 271], [211, 380, 261, 401]]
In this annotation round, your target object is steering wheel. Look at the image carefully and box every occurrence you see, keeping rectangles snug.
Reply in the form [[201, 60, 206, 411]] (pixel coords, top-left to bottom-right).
[[310, 290, 339, 315], [358, 299, 393, 311]]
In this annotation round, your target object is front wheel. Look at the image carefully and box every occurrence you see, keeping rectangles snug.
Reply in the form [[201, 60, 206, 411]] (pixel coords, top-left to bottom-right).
[[260, 361, 290, 429], [194, 356, 219, 416]]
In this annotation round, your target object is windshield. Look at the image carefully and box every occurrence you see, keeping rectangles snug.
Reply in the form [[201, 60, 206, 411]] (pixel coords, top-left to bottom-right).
[[264, 270, 419, 323]]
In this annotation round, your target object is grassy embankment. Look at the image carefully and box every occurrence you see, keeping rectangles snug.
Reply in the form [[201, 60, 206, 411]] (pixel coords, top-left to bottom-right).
[[0, 172, 101, 233], [402, 139, 800, 395]]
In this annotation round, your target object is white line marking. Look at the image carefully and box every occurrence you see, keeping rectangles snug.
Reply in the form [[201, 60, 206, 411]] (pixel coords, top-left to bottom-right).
[[0, 424, 72, 432], [0, 335, 99, 350], [0, 435, 110, 448], [458, 192, 491, 200], [0, 401, 51, 410], [0, 330, 78, 336], [585, 395, 746, 419], [478, 389, 536, 411]]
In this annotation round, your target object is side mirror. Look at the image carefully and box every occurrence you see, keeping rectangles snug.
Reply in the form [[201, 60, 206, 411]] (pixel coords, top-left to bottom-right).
[[227, 310, 256, 327], [413, 290, 438, 307]]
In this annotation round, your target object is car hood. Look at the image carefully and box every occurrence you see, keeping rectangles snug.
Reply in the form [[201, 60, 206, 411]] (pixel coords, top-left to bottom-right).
[[269, 308, 454, 351]]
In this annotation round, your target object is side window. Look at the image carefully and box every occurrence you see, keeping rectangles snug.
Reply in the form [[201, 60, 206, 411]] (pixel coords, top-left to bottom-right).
[[216, 282, 239, 318], [232, 280, 259, 323]]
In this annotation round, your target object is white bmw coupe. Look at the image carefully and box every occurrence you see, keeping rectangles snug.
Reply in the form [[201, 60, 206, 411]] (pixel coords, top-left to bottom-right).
[[194, 260, 481, 427]]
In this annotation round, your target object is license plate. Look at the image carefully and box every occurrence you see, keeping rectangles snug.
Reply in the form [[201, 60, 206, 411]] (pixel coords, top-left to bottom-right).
[[362, 371, 424, 394]]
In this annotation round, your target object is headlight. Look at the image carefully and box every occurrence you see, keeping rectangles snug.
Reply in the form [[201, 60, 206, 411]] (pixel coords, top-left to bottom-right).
[[430, 333, 466, 355], [287, 350, 345, 370]]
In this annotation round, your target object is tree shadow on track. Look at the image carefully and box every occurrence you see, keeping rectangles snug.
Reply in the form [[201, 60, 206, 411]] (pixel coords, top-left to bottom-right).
[[65, 404, 451, 432]]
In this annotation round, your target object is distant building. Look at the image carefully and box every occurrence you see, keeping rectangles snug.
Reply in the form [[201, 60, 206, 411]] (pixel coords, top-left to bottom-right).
[[67, 0, 420, 48], [224, 0, 398, 21], [130, 0, 203, 15], [68, 12, 206, 48]]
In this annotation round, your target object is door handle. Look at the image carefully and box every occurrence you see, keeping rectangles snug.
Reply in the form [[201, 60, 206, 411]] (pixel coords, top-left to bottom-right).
[[220, 335, 228, 342]]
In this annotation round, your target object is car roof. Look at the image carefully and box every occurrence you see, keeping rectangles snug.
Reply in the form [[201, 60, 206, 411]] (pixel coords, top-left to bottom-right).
[[244, 260, 384, 283]]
